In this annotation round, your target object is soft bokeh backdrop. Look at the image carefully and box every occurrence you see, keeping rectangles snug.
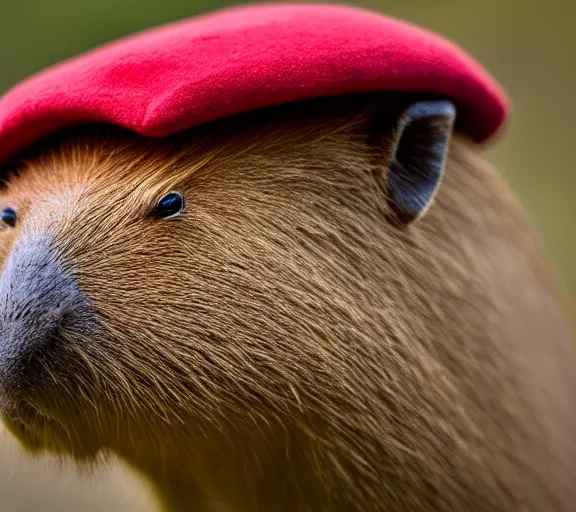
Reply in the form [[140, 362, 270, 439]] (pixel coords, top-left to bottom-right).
[[1, 0, 574, 510]]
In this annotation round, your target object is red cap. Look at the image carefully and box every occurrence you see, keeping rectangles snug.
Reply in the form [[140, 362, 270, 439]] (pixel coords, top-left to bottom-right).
[[0, 3, 508, 163]]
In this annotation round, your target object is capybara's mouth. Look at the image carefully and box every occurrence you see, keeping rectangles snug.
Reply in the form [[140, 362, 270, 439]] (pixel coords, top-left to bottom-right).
[[1, 399, 99, 459], [3, 400, 63, 445]]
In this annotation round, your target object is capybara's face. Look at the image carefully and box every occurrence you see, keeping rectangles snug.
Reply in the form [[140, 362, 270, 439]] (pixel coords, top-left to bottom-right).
[[0, 98, 413, 461]]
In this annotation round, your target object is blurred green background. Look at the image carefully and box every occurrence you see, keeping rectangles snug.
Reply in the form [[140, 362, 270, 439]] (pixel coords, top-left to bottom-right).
[[0, 0, 574, 510]]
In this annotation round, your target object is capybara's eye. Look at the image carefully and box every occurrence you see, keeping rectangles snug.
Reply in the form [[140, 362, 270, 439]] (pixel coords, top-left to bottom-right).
[[0, 207, 17, 228], [154, 192, 185, 219]]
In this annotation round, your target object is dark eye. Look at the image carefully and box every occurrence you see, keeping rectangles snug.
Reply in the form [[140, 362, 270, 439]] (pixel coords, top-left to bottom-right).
[[154, 192, 185, 219], [0, 207, 17, 228]]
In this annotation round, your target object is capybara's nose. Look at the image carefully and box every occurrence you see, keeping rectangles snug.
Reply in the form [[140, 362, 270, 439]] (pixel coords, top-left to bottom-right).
[[0, 234, 90, 406]]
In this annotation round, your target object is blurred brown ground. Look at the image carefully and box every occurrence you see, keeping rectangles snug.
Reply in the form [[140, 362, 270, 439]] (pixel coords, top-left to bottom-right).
[[0, 0, 574, 510]]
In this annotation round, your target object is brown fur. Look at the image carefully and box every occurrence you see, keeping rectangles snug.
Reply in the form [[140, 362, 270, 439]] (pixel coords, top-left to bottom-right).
[[0, 94, 575, 511]]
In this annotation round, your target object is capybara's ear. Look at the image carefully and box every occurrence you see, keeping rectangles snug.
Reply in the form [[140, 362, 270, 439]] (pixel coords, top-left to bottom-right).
[[380, 100, 456, 224]]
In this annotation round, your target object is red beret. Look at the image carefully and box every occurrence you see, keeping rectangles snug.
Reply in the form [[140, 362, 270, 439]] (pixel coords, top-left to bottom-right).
[[0, 3, 508, 164]]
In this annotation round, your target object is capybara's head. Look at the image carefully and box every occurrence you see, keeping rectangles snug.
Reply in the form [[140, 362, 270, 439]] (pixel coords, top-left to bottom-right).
[[0, 92, 574, 512], [0, 94, 461, 458]]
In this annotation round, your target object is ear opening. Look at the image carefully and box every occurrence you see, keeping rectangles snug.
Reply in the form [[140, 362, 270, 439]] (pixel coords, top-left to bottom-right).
[[384, 100, 456, 225]]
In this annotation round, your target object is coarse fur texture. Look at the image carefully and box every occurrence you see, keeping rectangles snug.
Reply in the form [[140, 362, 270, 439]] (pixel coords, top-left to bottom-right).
[[0, 93, 574, 511]]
